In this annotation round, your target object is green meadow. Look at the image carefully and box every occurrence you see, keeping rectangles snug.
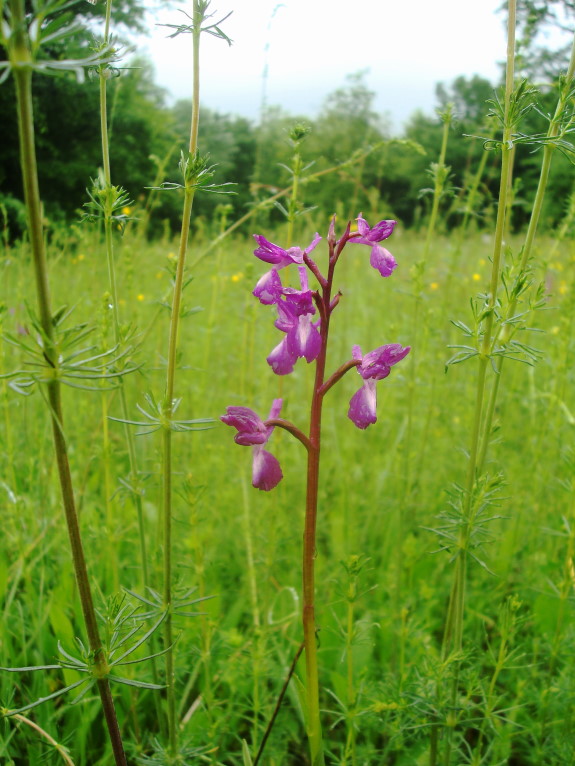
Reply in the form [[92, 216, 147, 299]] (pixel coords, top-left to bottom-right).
[[2, 0, 575, 763], [1, 221, 574, 763]]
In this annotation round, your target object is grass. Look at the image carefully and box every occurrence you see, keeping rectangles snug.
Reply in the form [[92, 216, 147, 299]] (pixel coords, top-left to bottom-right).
[[1, 219, 574, 764]]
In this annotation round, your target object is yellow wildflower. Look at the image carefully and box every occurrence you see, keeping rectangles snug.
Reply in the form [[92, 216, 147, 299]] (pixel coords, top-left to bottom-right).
[[472, 273, 481, 281], [430, 282, 439, 290], [137, 294, 145, 302], [231, 272, 244, 283]]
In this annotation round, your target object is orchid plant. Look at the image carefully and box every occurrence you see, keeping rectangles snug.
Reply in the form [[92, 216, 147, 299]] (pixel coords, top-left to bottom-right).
[[222, 214, 409, 765]]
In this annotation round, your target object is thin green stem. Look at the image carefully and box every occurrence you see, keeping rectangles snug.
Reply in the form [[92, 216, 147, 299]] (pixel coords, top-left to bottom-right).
[[97, 0, 163, 731], [344, 595, 356, 766], [476, 27, 575, 472], [440, 4, 516, 763], [161, 1, 202, 754], [9, 6, 126, 757]]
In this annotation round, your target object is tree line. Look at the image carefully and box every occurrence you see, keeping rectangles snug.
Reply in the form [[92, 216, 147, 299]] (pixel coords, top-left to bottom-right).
[[1, 1, 574, 240]]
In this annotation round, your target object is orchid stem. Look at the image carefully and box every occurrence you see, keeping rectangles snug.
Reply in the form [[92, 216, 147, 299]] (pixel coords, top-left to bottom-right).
[[301, 251, 340, 766]]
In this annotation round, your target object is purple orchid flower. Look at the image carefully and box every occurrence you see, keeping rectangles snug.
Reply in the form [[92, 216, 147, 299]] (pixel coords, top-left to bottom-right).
[[348, 343, 410, 429], [267, 304, 321, 374], [351, 214, 397, 278], [264, 266, 321, 375], [253, 268, 284, 305], [253, 233, 322, 306], [221, 399, 284, 491], [253, 232, 321, 269]]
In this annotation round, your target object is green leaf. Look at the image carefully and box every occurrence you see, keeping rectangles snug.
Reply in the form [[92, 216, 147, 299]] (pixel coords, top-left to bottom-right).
[[3, 678, 88, 716], [241, 740, 254, 766]]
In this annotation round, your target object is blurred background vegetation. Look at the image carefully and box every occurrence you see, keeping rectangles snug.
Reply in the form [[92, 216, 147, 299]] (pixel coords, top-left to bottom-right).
[[1, 0, 575, 242]]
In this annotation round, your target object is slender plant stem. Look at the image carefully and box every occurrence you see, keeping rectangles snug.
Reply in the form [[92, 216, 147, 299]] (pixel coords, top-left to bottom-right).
[[98, 0, 151, 593], [9, 6, 126, 759], [10, 713, 76, 766], [476, 28, 575, 472], [161, 1, 202, 754], [253, 642, 305, 766], [96, 0, 164, 734], [301, 244, 346, 766], [439, 5, 516, 764]]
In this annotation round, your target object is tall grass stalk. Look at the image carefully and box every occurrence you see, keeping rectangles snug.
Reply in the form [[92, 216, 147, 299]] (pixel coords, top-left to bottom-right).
[[476, 29, 575, 473], [439, 2, 516, 763], [95, 0, 164, 728], [97, 0, 150, 592], [8, 0, 126, 761], [161, 0, 202, 753]]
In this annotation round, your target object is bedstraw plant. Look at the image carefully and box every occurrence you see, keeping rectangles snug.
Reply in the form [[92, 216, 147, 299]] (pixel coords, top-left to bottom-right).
[[0, 0, 128, 762], [222, 214, 410, 764], [134, 1, 232, 759]]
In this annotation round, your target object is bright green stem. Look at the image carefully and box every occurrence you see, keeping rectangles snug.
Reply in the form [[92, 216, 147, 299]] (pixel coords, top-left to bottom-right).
[[97, 0, 162, 726], [98, 0, 152, 602], [161, 2, 202, 753], [10, 6, 126, 760], [476, 28, 575, 472], [459, 126, 494, 236], [241, 474, 261, 748], [464, 0, 516, 522], [440, 4, 515, 762], [344, 595, 356, 766], [162, 425, 177, 754]]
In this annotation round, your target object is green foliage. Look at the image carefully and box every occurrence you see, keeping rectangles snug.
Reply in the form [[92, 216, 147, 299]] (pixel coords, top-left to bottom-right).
[[1, 225, 574, 763]]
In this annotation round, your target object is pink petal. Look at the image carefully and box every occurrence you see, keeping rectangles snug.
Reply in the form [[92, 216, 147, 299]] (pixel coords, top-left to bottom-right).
[[253, 269, 283, 305], [348, 380, 377, 429], [252, 446, 283, 491], [356, 214, 370, 238], [304, 232, 322, 254], [293, 314, 322, 363], [368, 219, 395, 241], [221, 407, 267, 445], [267, 336, 296, 375], [369, 245, 397, 277], [253, 235, 287, 265]]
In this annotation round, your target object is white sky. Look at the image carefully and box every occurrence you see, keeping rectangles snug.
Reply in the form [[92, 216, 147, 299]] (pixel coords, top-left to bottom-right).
[[139, 0, 508, 133]]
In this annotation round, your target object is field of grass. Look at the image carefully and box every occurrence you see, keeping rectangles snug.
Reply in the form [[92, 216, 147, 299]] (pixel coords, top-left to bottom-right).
[[1, 217, 574, 764]]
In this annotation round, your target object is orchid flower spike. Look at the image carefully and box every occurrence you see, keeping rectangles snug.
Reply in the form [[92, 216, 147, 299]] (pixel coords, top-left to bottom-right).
[[351, 214, 397, 277], [221, 399, 284, 490], [348, 344, 410, 429]]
